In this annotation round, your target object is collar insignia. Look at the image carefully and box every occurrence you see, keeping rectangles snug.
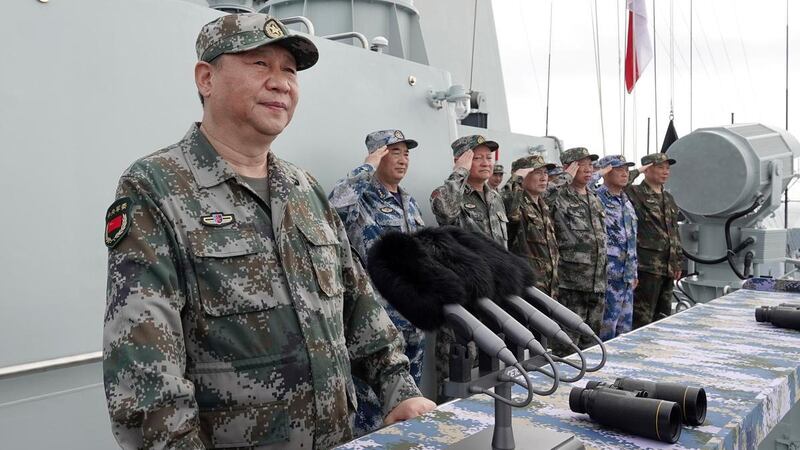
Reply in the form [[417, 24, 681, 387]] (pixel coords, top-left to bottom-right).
[[380, 206, 394, 213], [201, 212, 235, 227], [464, 203, 477, 209]]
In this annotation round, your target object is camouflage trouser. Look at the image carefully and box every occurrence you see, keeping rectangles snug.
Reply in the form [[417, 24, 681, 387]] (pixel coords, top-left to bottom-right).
[[549, 288, 605, 356], [435, 325, 478, 403], [353, 302, 425, 437], [599, 278, 634, 340], [632, 271, 674, 329]]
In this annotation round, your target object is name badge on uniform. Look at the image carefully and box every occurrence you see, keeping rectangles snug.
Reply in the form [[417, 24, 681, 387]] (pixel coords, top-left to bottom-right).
[[380, 207, 394, 213], [464, 203, 477, 209], [201, 212, 235, 227]]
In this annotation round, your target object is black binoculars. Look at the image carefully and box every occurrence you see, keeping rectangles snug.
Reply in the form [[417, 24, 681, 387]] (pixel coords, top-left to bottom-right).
[[570, 377, 707, 443], [570, 384, 682, 443], [755, 304, 800, 331]]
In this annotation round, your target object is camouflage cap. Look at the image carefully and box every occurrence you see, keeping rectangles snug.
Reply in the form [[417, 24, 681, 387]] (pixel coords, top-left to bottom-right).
[[548, 165, 564, 176], [511, 155, 556, 172], [364, 129, 418, 153], [451, 135, 499, 157], [196, 13, 319, 70], [493, 164, 505, 174], [560, 147, 599, 165], [596, 154, 635, 169], [641, 152, 677, 166]]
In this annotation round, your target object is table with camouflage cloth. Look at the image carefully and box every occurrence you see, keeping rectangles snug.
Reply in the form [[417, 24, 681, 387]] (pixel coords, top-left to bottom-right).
[[338, 288, 800, 450]]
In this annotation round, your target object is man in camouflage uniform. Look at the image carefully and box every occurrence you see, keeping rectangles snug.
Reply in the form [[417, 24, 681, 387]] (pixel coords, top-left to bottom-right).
[[328, 129, 426, 436], [488, 163, 505, 191], [430, 135, 508, 247], [503, 155, 559, 298], [626, 153, 683, 328], [545, 147, 607, 353], [592, 155, 638, 340], [429, 135, 507, 400], [102, 14, 433, 450]]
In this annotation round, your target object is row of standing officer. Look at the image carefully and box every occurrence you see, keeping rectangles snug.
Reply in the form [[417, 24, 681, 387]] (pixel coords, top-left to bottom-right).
[[329, 131, 683, 422]]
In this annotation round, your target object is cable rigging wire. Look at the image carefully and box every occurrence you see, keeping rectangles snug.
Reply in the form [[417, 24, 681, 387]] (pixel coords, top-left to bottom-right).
[[617, 0, 624, 157], [519, 0, 545, 108], [468, 0, 479, 91], [589, 0, 607, 153], [669, 0, 674, 120], [546, 0, 554, 136]]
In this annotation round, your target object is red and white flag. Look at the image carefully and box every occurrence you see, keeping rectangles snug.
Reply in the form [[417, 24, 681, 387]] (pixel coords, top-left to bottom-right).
[[625, 0, 653, 93]]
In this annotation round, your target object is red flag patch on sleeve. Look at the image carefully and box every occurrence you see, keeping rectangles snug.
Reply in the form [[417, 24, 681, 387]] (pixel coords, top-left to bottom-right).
[[105, 197, 132, 248]]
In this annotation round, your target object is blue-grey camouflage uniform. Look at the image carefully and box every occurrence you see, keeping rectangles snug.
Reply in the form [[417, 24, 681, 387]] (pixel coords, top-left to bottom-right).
[[593, 156, 638, 340], [328, 129, 426, 436]]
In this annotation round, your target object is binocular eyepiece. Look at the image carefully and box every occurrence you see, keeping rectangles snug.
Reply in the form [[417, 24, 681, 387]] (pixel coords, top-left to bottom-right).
[[608, 378, 706, 426], [569, 385, 682, 444], [755, 304, 800, 331]]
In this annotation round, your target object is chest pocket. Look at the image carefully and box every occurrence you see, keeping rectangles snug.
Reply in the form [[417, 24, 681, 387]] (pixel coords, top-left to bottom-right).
[[376, 213, 404, 231], [462, 203, 487, 222], [296, 220, 345, 298], [188, 225, 280, 317], [567, 202, 590, 231]]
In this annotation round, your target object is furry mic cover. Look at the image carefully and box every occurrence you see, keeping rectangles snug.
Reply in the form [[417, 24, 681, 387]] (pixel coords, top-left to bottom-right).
[[442, 227, 533, 300], [413, 226, 496, 302], [366, 231, 466, 331]]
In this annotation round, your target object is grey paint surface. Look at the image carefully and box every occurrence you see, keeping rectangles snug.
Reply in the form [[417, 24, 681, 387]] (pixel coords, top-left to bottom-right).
[[0, 0, 464, 370]]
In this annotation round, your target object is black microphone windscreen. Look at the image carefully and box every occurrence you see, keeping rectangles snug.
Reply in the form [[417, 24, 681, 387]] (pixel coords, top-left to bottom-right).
[[442, 227, 532, 299], [413, 227, 495, 303], [366, 231, 467, 331]]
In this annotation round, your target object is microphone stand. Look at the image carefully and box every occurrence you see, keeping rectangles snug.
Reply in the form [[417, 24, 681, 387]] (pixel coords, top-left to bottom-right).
[[442, 323, 580, 449]]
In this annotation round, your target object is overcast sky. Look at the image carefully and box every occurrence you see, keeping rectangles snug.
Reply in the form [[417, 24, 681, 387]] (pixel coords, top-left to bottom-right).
[[493, 0, 800, 164]]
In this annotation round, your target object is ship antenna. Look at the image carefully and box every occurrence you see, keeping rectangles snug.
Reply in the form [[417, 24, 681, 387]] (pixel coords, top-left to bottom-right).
[[545, 0, 554, 136]]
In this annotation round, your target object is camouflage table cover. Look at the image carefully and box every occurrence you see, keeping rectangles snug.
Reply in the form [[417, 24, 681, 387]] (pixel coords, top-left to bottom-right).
[[337, 288, 800, 449]]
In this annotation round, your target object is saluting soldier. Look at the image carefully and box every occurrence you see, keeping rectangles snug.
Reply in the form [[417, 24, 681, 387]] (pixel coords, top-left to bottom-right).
[[626, 153, 683, 328], [503, 154, 559, 298], [102, 14, 433, 450], [593, 155, 639, 340], [329, 129, 426, 436], [430, 135, 508, 247], [429, 134, 507, 400], [488, 163, 505, 191], [545, 147, 608, 352]]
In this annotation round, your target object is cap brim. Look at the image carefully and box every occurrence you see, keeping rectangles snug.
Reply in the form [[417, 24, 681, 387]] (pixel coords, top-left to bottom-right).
[[401, 139, 418, 150], [273, 34, 319, 71], [476, 141, 499, 151], [620, 162, 635, 167], [667, 158, 676, 165], [589, 154, 600, 161]]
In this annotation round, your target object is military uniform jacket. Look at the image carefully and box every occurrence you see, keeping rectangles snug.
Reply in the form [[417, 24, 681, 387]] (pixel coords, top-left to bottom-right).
[[545, 184, 608, 294], [625, 182, 683, 276], [328, 163, 425, 264], [503, 175, 559, 296], [596, 185, 638, 283], [103, 125, 419, 450], [430, 167, 508, 248]]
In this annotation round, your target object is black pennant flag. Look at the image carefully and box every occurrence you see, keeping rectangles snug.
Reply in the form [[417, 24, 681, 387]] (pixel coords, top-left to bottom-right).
[[660, 118, 679, 153]]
